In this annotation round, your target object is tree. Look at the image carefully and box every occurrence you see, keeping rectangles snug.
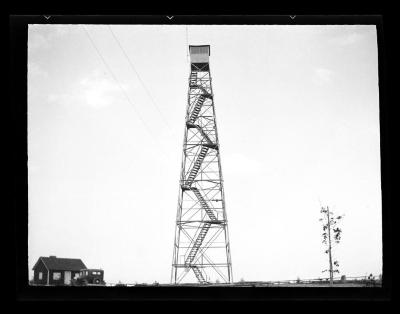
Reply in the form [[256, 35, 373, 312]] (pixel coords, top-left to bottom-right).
[[319, 206, 344, 285]]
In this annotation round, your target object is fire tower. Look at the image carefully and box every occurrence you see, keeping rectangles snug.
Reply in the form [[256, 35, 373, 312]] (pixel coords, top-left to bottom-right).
[[171, 45, 233, 284]]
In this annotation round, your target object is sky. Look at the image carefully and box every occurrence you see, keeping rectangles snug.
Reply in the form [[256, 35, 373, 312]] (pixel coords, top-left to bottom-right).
[[28, 24, 382, 284]]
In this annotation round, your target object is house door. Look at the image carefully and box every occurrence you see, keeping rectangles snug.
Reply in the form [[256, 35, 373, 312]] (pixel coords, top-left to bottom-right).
[[64, 271, 71, 285]]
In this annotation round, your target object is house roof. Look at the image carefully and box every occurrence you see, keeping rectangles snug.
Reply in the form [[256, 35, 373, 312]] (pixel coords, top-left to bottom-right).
[[33, 256, 87, 271]]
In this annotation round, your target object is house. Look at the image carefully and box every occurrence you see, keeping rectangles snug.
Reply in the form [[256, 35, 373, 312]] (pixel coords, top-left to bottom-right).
[[32, 256, 87, 285]]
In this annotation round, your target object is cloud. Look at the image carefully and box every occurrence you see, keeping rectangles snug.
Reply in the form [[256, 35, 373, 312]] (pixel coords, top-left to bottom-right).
[[28, 25, 77, 54], [313, 67, 333, 85], [329, 32, 365, 47], [47, 71, 128, 108], [79, 74, 125, 108], [28, 62, 48, 80], [52, 25, 71, 37], [47, 93, 75, 106], [28, 32, 50, 54]]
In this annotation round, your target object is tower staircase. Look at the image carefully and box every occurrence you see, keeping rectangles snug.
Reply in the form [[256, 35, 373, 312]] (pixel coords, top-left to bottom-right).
[[182, 71, 220, 282], [192, 266, 207, 284]]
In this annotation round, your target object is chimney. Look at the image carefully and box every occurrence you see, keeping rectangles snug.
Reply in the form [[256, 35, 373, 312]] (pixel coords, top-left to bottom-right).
[[49, 255, 57, 258]]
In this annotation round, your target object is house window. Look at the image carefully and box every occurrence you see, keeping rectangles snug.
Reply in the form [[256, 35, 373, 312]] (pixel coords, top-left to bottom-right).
[[74, 273, 79, 279], [53, 272, 61, 280], [39, 272, 43, 280]]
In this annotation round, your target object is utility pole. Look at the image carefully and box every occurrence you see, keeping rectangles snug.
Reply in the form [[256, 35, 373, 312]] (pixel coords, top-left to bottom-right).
[[326, 207, 334, 285], [320, 206, 343, 286]]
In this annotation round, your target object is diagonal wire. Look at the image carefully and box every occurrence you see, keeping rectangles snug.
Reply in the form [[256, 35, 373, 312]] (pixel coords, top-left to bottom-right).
[[108, 25, 173, 132], [186, 25, 189, 63], [81, 25, 170, 159]]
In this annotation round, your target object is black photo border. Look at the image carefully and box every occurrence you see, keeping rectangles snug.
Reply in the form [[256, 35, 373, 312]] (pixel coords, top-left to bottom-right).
[[11, 14, 393, 304]]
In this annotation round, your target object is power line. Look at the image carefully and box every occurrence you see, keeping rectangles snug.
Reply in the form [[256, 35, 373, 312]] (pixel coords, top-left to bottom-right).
[[186, 26, 189, 63], [107, 25, 173, 132], [81, 25, 170, 159]]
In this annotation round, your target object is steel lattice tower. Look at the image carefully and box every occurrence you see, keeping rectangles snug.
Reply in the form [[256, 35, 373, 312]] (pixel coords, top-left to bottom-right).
[[171, 45, 233, 284]]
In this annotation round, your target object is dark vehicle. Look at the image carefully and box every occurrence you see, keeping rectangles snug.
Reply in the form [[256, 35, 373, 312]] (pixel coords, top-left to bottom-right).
[[71, 269, 105, 286]]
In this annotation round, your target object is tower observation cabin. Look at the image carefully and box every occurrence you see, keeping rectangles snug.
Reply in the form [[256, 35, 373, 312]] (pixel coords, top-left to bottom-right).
[[189, 45, 210, 72]]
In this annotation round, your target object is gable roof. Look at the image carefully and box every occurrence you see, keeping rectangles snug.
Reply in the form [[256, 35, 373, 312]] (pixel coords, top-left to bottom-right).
[[33, 256, 86, 271]]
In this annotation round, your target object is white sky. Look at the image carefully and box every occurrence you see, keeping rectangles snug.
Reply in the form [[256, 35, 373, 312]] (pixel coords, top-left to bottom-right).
[[28, 24, 382, 284]]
